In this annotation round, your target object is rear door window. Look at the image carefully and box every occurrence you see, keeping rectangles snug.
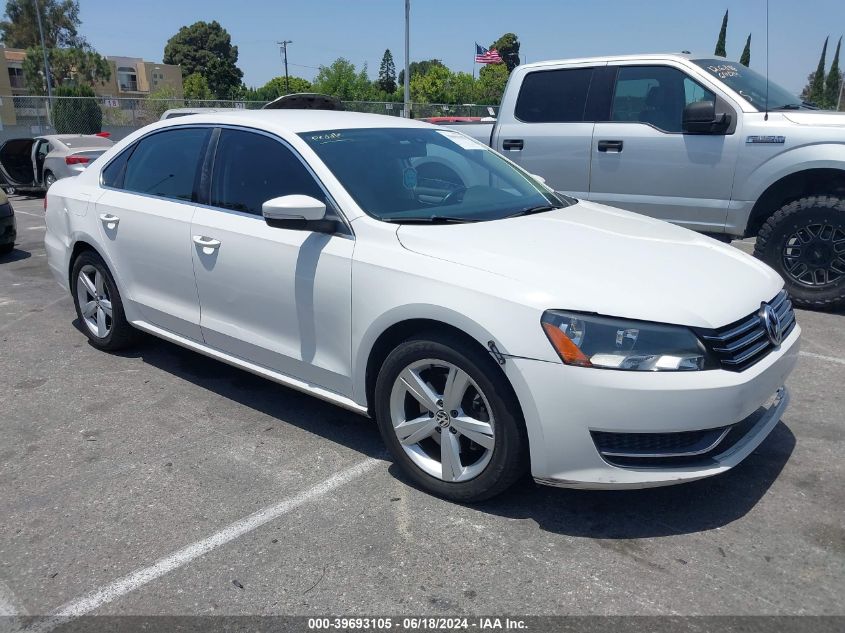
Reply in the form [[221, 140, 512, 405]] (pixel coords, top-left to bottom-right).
[[209, 128, 325, 216], [122, 127, 209, 201], [514, 67, 594, 123]]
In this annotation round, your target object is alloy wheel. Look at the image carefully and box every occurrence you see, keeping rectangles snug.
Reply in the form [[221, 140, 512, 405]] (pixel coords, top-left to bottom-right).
[[782, 223, 845, 287], [389, 359, 495, 482], [76, 264, 112, 338]]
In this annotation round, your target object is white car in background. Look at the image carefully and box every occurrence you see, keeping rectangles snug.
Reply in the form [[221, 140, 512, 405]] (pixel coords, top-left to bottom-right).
[[0, 134, 113, 194], [44, 111, 800, 501]]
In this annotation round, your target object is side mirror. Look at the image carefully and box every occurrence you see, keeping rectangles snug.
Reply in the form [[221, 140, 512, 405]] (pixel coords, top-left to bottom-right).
[[683, 101, 731, 134], [530, 173, 546, 185], [262, 195, 326, 222]]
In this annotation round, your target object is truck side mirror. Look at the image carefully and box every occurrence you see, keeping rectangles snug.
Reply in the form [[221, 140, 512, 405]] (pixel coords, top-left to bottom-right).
[[683, 101, 731, 135]]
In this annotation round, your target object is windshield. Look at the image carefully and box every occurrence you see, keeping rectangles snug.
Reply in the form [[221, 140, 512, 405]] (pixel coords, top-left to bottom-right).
[[299, 127, 571, 223], [692, 59, 803, 110]]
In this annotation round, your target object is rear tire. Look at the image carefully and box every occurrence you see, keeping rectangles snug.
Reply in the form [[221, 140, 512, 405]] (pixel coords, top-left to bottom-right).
[[374, 332, 528, 502], [44, 171, 57, 190], [70, 250, 137, 350], [754, 196, 845, 310]]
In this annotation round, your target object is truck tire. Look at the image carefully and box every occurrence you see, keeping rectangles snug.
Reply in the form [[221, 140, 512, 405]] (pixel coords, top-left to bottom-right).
[[754, 196, 845, 310]]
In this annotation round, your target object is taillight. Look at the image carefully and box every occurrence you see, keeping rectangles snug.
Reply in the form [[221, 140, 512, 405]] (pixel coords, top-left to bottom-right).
[[44, 196, 48, 211], [65, 155, 90, 165]]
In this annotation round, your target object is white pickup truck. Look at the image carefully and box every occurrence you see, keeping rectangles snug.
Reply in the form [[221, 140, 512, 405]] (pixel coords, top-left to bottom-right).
[[457, 53, 845, 309]]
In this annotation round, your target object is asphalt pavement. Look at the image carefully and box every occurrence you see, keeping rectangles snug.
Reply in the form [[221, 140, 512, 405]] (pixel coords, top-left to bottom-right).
[[0, 195, 843, 621]]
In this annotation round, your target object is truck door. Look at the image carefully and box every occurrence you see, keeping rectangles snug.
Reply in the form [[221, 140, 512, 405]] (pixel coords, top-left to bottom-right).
[[588, 63, 741, 233], [493, 63, 605, 197]]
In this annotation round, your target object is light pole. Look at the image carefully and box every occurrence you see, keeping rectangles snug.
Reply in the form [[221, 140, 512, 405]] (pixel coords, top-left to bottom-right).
[[404, 0, 410, 117], [33, 0, 52, 102], [278, 40, 292, 93]]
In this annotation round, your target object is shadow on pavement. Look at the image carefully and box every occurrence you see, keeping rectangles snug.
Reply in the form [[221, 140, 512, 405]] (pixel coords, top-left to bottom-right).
[[0, 248, 31, 263], [80, 326, 386, 460], [74, 319, 796, 538], [465, 421, 796, 538]]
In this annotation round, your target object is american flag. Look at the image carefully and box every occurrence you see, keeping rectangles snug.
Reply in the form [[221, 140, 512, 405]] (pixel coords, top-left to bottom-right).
[[475, 44, 503, 64]]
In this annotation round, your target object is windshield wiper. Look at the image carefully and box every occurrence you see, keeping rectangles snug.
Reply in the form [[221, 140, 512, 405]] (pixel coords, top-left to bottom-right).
[[504, 205, 562, 219], [381, 215, 472, 224], [770, 104, 803, 110]]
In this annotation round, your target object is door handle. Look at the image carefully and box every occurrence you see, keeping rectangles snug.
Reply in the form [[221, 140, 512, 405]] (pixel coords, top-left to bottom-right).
[[502, 139, 524, 151], [597, 140, 624, 153], [99, 213, 120, 228], [192, 235, 221, 250]]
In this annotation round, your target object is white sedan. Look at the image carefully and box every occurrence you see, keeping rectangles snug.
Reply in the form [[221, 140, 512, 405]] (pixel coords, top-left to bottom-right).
[[44, 111, 800, 501]]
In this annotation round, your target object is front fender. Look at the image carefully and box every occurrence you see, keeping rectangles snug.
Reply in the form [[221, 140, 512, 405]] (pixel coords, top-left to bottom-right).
[[352, 303, 503, 406], [738, 143, 845, 203]]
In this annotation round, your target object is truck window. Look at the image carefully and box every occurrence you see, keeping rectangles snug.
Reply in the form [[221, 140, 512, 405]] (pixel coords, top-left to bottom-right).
[[610, 66, 715, 133], [514, 68, 594, 123]]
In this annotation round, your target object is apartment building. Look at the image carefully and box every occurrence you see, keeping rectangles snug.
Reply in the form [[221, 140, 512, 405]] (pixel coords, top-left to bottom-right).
[[0, 47, 183, 126]]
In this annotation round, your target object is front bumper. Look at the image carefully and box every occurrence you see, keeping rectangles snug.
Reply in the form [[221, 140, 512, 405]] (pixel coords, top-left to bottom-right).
[[0, 212, 16, 246], [505, 324, 800, 489]]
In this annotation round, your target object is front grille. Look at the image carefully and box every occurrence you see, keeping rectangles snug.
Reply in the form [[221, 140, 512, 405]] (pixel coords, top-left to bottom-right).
[[696, 290, 796, 372], [591, 427, 730, 467], [592, 388, 785, 469]]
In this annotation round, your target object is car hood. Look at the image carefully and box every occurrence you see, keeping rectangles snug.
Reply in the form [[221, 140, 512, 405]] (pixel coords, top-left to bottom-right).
[[783, 111, 845, 127], [395, 201, 783, 329]]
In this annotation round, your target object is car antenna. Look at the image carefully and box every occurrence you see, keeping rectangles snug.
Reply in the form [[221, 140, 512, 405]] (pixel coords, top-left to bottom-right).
[[764, 0, 770, 121]]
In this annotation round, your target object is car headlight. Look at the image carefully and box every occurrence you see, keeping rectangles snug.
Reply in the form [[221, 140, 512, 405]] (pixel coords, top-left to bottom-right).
[[541, 310, 716, 371]]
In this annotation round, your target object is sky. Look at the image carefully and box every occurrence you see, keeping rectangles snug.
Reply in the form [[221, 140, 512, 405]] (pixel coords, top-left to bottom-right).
[[78, 0, 845, 94]]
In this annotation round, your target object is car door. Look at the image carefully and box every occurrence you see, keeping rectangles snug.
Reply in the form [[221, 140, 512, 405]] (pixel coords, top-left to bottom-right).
[[33, 138, 50, 184], [95, 126, 210, 341], [493, 63, 604, 197], [190, 127, 354, 396], [588, 63, 741, 232]]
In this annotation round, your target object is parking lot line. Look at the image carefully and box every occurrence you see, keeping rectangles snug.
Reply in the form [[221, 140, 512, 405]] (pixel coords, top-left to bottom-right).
[[0, 296, 70, 333], [0, 580, 27, 617], [32, 458, 380, 628], [799, 351, 845, 366]]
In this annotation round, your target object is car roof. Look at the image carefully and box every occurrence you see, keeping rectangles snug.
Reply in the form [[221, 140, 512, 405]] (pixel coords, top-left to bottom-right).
[[517, 52, 705, 71], [154, 109, 434, 134]]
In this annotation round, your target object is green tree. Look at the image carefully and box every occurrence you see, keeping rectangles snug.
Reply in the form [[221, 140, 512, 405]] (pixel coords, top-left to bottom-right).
[[739, 34, 751, 67], [474, 63, 509, 104], [715, 9, 728, 57], [398, 59, 445, 86], [163, 21, 243, 99], [490, 32, 520, 72], [0, 0, 85, 49], [824, 37, 842, 110], [313, 58, 374, 101], [51, 84, 101, 133], [183, 72, 213, 100], [448, 72, 476, 104], [377, 49, 397, 93], [410, 65, 452, 103], [240, 75, 312, 101], [22, 45, 110, 93], [808, 36, 829, 106]]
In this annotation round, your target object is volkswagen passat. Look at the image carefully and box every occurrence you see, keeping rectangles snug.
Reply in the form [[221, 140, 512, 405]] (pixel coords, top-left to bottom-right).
[[44, 111, 800, 501]]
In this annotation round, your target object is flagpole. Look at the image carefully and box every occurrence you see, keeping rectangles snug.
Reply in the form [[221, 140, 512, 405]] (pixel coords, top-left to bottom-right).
[[472, 42, 476, 80]]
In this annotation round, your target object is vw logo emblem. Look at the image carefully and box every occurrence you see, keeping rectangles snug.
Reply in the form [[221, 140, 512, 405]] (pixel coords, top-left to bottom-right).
[[435, 410, 451, 428], [758, 302, 783, 346]]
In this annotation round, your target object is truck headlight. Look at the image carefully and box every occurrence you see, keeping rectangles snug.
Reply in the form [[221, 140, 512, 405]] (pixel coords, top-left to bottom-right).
[[541, 310, 716, 371]]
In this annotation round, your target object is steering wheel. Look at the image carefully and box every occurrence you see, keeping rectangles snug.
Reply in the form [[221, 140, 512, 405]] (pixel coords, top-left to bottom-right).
[[441, 186, 468, 206]]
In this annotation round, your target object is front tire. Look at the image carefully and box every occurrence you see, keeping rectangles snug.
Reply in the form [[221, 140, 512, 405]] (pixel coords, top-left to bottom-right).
[[374, 332, 528, 502], [754, 196, 845, 310], [70, 250, 137, 350]]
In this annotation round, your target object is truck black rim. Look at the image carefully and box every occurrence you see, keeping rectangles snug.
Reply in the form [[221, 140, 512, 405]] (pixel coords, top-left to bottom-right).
[[782, 223, 845, 287]]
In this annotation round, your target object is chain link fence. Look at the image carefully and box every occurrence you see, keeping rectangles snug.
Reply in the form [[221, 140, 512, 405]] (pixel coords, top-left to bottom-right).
[[0, 95, 498, 142]]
